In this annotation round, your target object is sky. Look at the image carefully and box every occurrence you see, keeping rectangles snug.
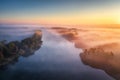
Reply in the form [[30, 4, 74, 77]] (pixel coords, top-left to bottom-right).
[[0, 0, 120, 25]]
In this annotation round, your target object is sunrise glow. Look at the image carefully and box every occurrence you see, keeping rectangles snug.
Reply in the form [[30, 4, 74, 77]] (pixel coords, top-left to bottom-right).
[[0, 0, 120, 27]]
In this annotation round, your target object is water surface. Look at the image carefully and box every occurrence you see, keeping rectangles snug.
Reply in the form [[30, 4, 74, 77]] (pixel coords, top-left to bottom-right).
[[0, 25, 114, 80]]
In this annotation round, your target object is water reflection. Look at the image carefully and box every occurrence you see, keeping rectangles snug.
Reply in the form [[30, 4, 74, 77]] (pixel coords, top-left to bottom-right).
[[0, 30, 42, 69], [51, 27, 120, 80]]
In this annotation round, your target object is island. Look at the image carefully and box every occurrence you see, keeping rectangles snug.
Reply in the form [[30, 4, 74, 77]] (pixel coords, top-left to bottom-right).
[[0, 30, 42, 68]]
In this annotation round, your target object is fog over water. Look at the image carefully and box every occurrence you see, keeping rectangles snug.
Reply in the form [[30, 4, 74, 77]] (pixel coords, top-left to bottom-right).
[[0, 25, 116, 80]]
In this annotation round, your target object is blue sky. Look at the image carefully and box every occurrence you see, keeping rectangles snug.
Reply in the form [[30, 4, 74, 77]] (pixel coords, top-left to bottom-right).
[[0, 0, 115, 14], [0, 0, 120, 25]]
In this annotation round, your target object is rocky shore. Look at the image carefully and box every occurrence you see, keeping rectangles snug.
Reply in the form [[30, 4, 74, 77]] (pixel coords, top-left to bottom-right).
[[0, 30, 42, 67]]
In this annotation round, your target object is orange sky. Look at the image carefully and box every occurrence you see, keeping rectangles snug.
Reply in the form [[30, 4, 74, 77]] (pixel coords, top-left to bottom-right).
[[1, 1, 120, 26]]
